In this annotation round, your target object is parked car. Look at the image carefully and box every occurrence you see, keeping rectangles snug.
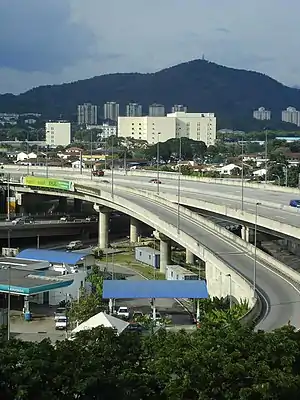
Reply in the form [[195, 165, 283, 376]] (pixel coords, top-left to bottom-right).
[[55, 316, 68, 330], [60, 215, 75, 222], [66, 240, 83, 250], [132, 310, 144, 320], [289, 199, 300, 208], [126, 322, 146, 333], [85, 215, 98, 222], [149, 178, 162, 184], [117, 306, 130, 320], [11, 216, 34, 225], [54, 307, 66, 321]]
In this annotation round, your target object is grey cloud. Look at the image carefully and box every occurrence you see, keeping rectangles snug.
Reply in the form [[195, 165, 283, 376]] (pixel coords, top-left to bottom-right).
[[0, 0, 96, 73]]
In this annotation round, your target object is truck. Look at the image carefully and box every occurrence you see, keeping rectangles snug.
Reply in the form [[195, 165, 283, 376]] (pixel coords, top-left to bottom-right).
[[92, 169, 104, 177], [54, 307, 66, 321]]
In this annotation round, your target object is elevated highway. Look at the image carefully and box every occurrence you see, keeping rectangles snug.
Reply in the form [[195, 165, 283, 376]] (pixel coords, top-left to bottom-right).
[[7, 172, 300, 332]]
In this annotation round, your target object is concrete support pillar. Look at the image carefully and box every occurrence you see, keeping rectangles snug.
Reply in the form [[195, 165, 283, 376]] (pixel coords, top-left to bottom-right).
[[241, 226, 250, 242], [160, 238, 171, 274], [58, 197, 68, 212], [74, 198, 82, 213], [130, 217, 139, 243], [98, 210, 109, 249], [186, 249, 194, 264]]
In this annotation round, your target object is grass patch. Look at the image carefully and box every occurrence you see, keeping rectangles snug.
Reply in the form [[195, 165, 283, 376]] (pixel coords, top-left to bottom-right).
[[112, 252, 165, 280]]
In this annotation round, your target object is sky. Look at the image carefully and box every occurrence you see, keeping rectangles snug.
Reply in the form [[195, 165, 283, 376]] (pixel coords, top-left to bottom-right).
[[0, 0, 299, 94]]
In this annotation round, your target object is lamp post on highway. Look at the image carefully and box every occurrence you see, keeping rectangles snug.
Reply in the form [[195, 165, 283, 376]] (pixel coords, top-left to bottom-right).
[[26, 133, 29, 175], [264, 129, 268, 185], [111, 135, 115, 199], [90, 131, 93, 180], [6, 173, 10, 222], [241, 139, 244, 211], [177, 135, 182, 234], [156, 132, 161, 195], [46, 145, 49, 178], [253, 202, 261, 295], [226, 273, 232, 309]]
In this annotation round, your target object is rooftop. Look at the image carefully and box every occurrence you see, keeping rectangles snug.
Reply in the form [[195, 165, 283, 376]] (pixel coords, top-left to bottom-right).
[[0, 257, 49, 271], [103, 280, 208, 299], [0, 268, 73, 295], [166, 265, 197, 276], [16, 249, 89, 265]]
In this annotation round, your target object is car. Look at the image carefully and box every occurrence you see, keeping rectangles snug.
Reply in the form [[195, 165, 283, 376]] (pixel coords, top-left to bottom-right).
[[11, 216, 34, 225], [55, 316, 68, 330], [126, 322, 146, 333], [85, 215, 98, 222], [60, 215, 75, 222], [289, 199, 300, 208], [117, 306, 130, 320], [149, 178, 162, 184], [54, 307, 66, 321], [66, 240, 83, 250], [132, 310, 144, 320]]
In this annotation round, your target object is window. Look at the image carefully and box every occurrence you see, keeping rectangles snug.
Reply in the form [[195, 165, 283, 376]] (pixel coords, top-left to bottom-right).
[[149, 255, 151, 260], [139, 251, 142, 256], [171, 271, 174, 277]]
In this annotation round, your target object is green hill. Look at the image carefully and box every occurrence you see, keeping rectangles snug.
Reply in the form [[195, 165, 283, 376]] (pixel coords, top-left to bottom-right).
[[1, 59, 300, 130]]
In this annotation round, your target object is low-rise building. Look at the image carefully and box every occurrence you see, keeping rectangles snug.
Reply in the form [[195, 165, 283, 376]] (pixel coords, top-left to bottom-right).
[[166, 265, 198, 281], [135, 246, 160, 269], [218, 163, 242, 175]]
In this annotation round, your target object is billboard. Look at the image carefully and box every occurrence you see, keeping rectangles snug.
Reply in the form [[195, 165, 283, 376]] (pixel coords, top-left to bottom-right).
[[23, 176, 73, 191]]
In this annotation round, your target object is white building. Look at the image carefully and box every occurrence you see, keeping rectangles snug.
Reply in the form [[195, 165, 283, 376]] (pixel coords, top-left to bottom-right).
[[99, 123, 117, 139], [77, 103, 98, 125], [149, 103, 165, 117], [218, 163, 241, 175], [253, 107, 271, 120], [104, 102, 119, 121], [45, 122, 71, 147], [126, 103, 142, 117], [172, 104, 187, 113], [282, 107, 300, 126], [118, 112, 216, 146]]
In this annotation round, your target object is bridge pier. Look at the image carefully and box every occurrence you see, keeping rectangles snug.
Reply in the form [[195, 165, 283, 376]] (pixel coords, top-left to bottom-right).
[[241, 226, 254, 243], [93, 204, 111, 249], [58, 197, 68, 213], [130, 217, 139, 243], [74, 198, 82, 213], [186, 249, 194, 264], [159, 237, 171, 274]]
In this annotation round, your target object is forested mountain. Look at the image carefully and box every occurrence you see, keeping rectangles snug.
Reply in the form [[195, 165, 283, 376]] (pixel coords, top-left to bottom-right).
[[1, 59, 300, 130]]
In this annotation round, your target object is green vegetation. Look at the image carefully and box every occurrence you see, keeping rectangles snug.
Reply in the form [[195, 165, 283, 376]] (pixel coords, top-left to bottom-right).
[[198, 297, 249, 324], [2, 59, 300, 130], [1, 323, 300, 398], [112, 252, 165, 280]]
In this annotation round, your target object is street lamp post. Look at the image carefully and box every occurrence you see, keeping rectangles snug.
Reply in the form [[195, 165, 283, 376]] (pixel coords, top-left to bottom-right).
[[264, 130, 268, 185], [177, 135, 182, 234], [7, 266, 11, 341], [7, 173, 10, 222], [90, 131, 93, 180], [253, 202, 261, 295], [26, 134, 29, 175], [156, 132, 161, 195], [241, 139, 244, 211], [7, 229, 11, 250], [46, 145, 49, 178], [226, 273, 232, 309], [111, 136, 114, 199]]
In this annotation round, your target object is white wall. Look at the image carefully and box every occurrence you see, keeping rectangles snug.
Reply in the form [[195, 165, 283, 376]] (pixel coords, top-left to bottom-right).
[[49, 270, 89, 306], [45, 122, 71, 146]]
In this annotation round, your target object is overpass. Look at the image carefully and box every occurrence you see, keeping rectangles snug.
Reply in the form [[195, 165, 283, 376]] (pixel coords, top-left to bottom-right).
[[5, 169, 300, 332]]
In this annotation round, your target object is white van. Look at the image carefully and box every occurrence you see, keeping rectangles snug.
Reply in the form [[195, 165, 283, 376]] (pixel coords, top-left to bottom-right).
[[55, 316, 68, 330]]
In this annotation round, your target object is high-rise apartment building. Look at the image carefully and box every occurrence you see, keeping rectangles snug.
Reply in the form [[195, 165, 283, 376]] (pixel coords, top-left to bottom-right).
[[282, 106, 300, 126], [46, 122, 71, 146], [104, 102, 119, 121], [77, 103, 98, 125], [126, 103, 142, 117], [148, 103, 165, 117], [253, 107, 271, 121], [118, 112, 216, 146], [172, 104, 188, 113]]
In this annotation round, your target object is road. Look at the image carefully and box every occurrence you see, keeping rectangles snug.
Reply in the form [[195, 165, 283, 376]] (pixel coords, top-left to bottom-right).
[[4, 166, 300, 330]]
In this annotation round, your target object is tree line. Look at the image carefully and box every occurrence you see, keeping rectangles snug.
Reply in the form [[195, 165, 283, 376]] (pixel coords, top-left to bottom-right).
[[1, 322, 300, 399]]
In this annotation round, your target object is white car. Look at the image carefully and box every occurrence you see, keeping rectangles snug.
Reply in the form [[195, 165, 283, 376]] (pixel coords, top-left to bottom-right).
[[66, 240, 83, 251], [117, 306, 130, 320], [55, 316, 68, 330]]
